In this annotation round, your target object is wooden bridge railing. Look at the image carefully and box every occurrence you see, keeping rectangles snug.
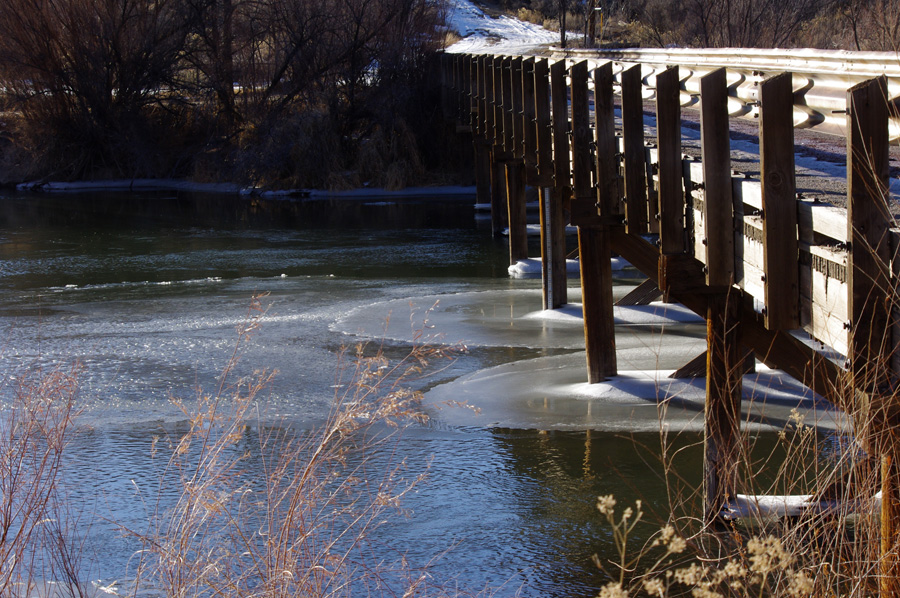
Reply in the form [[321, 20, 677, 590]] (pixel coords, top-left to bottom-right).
[[440, 51, 900, 590]]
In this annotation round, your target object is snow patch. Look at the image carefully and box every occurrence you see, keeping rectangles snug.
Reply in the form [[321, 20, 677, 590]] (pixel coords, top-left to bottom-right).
[[444, 0, 564, 55]]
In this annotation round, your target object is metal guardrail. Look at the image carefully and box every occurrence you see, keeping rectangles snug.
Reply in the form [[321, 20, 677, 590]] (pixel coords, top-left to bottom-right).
[[552, 47, 900, 140]]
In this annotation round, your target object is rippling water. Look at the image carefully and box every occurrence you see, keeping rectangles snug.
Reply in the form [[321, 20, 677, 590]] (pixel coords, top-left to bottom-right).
[[0, 190, 790, 596]]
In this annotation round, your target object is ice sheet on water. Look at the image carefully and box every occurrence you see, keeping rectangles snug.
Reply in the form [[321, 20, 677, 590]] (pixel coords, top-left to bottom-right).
[[507, 257, 633, 278], [331, 288, 706, 350], [425, 353, 849, 433]]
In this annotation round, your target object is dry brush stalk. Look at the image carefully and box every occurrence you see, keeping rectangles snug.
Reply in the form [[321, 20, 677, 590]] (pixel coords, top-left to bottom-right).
[[131, 295, 459, 598]]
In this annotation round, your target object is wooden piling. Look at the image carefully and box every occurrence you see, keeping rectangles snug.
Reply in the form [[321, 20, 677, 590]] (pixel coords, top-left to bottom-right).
[[704, 290, 743, 524], [491, 152, 508, 236], [506, 160, 528, 265], [571, 60, 616, 382], [699, 67, 743, 525]]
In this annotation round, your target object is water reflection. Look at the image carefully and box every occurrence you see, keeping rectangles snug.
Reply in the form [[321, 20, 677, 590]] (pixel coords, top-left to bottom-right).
[[0, 190, 822, 597]]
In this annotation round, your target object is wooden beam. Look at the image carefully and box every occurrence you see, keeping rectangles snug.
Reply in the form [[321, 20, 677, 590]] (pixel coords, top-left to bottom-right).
[[656, 65, 685, 255], [490, 151, 508, 236], [580, 226, 617, 382], [610, 227, 846, 406], [523, 58, 538, 180], [594, 62, 619, 220], [502, 57, 514, 154], [760, 72, 800, 330], [511, 57, 525, 160], [534, 59, 554, 187], [615, 279, 663, 306], [847, 76, 892, 393], [700, 68, 734, 287], [570, 60, 599, 227], [550, 59, 571, 195], [474, 140, 491, 210], [704, 290, 743, 524], [622, 64, 648, 234]]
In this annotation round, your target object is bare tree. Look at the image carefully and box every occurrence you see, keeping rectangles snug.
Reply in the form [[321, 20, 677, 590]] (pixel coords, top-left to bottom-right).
[[0, 0, 192, 176]]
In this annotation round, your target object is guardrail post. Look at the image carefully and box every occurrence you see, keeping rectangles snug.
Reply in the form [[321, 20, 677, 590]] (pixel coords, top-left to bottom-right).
[[845, 76, 894, 598], [622, 64, 648, 235], [656, 66, 684, 256], [501, 56, 527, 264], [473, 56, 491, 217], [523, 59, 538, 181], [699, 67, 743, 526], [534, 59, 563, 309], [760, 72, 800, 330], [545, 59, 571, 309], [487, 57, 508, 237]]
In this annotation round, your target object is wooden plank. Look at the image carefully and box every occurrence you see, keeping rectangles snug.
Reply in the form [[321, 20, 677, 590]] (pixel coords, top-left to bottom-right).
[[760, 72, 800, 330], [550, 59, 571, 194], [506, 162, 528, 264], [466, 54, 478, 133], [656, 66, 685, 254], [580, 226, 617, 382], [534, 59, 554, 187], [847, 76, 892, 392], [594, 62, 619, 219], [622, 64, 647, 234], [570, 60, 598, 226], [700, 68, 734, 287], [493, 57, 503, 147], [523, 58, 538, 179], [615, 279, 663, 306], [502, 57, 514, 154], [485, 56, 496, 145], [511, 57, 525, 160]]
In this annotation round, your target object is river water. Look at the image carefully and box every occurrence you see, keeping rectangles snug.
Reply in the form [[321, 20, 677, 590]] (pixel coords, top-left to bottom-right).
[[0, 190, 837, 596]]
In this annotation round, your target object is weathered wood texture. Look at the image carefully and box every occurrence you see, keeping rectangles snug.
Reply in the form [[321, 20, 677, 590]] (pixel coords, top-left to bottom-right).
[[700, 68, 734, 288], [847, 76, 892, 392], [656, 65, 685, 255], [442, 56, 899, 540], [594, 62, 619, 219], [534, 59, 554, 187], [759, 72, 800, 330], [622, 64, 648, 234], [570, 61, 597, 227]]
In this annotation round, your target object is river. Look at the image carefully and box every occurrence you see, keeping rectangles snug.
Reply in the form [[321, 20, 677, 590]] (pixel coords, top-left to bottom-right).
[[0, 190, 833, 597]]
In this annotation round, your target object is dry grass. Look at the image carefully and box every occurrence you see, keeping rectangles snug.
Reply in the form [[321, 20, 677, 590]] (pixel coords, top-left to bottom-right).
[[0, 295, 466, 597], [0, 362, 85, 597], [121, 295, 463, 598]]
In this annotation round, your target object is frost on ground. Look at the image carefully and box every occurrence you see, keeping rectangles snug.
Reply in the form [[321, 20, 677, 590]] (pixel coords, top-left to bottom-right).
[[444, 0, 561, 54]]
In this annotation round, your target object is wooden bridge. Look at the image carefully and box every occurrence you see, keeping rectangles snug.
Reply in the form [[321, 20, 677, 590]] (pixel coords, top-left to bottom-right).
[[440, 51, 900, 592]]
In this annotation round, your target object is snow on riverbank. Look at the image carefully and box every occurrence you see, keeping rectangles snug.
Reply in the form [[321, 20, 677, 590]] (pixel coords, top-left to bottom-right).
[[443, 0, 561, 55]]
